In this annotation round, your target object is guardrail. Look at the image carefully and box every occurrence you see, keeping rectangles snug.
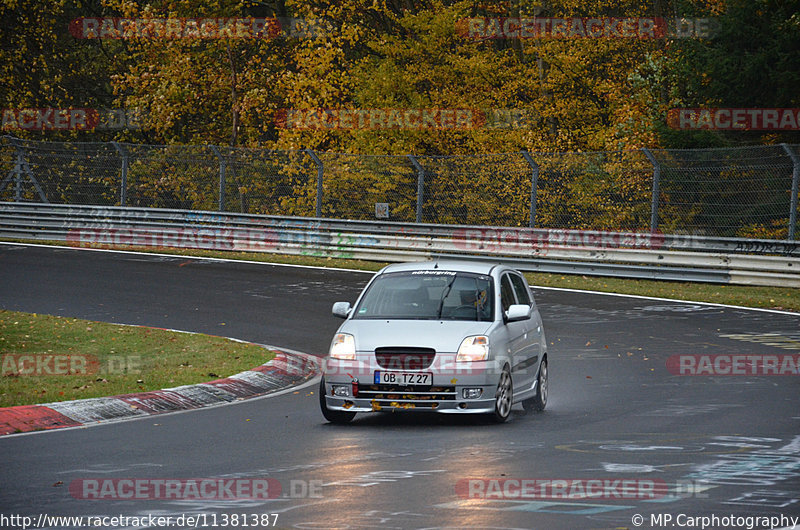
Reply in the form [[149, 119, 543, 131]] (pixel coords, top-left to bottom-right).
[[2, 202, 799, 287]]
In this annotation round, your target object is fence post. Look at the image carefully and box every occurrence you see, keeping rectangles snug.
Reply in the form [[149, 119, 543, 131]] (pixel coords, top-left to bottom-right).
[[210, 146, 226, 212], [304, 149, 324, 218], [111, 142, 128, 206], [782, 144, 800, 240], [0, 137, 47, 202], [13, 141, 22, 201], [642, 147, 660, 234], [520, 151, 539, 228], [407, 155, 425, 223]]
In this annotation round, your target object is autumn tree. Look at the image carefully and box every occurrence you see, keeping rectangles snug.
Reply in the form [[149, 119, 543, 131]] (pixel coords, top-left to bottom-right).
[[0, 0, 130, 140], [105, 0, 294, 146]]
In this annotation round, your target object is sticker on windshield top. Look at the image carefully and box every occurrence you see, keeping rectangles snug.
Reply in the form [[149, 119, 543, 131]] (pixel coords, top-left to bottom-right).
[[411, 270, 456, 276]]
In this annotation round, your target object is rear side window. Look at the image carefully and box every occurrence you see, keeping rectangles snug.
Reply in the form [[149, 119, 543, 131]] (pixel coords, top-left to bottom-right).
[[509, 274, 532, 306], [500, 274, 515, 312]]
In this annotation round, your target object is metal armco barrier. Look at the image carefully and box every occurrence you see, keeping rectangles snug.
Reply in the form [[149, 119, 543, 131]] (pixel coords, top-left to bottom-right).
[[2, 203, 799, 287]]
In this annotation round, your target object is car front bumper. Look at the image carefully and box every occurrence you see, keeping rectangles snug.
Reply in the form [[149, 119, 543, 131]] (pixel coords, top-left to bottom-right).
[[322, 357, 501, 414]]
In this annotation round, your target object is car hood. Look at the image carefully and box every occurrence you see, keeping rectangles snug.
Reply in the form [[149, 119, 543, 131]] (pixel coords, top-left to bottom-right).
[[340, 319, 494, 353]]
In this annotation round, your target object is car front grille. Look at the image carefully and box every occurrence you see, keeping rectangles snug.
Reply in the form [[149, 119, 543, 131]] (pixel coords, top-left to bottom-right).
[[375, 347, 436, 370]]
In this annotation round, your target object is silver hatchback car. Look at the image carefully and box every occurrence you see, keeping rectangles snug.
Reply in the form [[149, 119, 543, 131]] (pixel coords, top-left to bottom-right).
[[319, 260, 548, 423]]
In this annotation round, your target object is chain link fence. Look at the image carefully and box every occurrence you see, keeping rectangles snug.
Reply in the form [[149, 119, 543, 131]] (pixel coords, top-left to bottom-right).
[[416, 153, 533, 227], [535, 149, 655, 232], [2, 135, 798, 239], [0, 139, 121, 205], [316, 153, 418, 222], [651, 145, 797, 239]]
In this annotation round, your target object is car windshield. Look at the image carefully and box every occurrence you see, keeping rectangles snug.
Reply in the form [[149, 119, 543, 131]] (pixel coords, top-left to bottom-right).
[[353, 271, 494, 321]]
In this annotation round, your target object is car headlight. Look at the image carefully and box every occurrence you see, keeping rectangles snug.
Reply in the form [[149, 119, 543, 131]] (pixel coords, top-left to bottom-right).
[[330, 333, 356, 360], [457, 335, 489, 362]]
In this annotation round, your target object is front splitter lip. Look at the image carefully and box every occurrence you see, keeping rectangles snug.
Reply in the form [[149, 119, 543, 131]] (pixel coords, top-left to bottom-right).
[[324, 396, 496, 414]]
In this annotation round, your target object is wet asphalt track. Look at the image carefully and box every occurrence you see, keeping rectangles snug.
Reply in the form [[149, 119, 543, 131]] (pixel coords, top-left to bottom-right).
[[1, 243, 799, 530]]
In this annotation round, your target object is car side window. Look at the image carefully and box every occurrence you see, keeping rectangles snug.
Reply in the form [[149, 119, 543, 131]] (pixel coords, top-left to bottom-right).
[[509, 273, 532, 306], [500, 274, 516, 312]]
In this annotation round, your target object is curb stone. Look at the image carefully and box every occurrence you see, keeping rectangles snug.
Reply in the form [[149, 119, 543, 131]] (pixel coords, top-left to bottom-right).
[[0, 349, 320, 436]]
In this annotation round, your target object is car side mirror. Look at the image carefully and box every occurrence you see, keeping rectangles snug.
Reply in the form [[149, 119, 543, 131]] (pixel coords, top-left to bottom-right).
[[332, 302, 352, 319], [505, 304, 531, 323]]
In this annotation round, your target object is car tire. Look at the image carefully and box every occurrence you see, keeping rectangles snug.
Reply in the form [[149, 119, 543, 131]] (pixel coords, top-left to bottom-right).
[[492, 365, 513, 423], [319, 377, 356, 424], [523, 357, 548, 413]]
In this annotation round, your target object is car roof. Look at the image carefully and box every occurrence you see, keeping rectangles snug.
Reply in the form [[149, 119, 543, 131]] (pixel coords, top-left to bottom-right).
[[377, 259, 509, 276]]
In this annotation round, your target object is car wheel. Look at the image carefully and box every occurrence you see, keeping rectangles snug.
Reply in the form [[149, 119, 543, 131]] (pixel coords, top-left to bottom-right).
[[523, 357, 548, 413], [319, 377, 356, 424], [492, 365, 513, 422]]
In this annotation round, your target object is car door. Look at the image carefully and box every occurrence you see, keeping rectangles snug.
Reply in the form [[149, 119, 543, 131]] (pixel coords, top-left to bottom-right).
[[507, 272, 541, 392], [499, 273, 528, 387]]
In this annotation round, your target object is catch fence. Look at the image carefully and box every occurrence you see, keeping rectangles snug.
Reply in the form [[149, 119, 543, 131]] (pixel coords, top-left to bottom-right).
[[2, 136, 798, 240]]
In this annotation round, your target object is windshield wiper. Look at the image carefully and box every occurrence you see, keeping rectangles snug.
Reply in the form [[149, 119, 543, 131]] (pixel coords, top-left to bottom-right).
[[436, 275, 457, 319]]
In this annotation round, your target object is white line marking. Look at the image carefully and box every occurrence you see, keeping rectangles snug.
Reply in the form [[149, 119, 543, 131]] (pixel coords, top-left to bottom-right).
[[0, 241, 375, 274], [531, 285, 800, 317]]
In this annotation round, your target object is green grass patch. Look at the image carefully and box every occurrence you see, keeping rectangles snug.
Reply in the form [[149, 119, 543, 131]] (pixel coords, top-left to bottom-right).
[[0, 310, 276, 408]]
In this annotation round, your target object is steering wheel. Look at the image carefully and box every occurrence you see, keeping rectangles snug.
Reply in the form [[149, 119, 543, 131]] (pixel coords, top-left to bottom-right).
[[445, 304, 477, 318]]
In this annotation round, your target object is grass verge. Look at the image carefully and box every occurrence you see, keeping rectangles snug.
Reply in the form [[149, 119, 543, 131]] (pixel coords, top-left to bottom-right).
[[523, 273, 800, 312], [0, 310, 276, 408]]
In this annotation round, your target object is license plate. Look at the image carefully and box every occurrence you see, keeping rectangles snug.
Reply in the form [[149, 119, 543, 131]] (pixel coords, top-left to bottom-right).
[[374, 371, 432, 386]]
